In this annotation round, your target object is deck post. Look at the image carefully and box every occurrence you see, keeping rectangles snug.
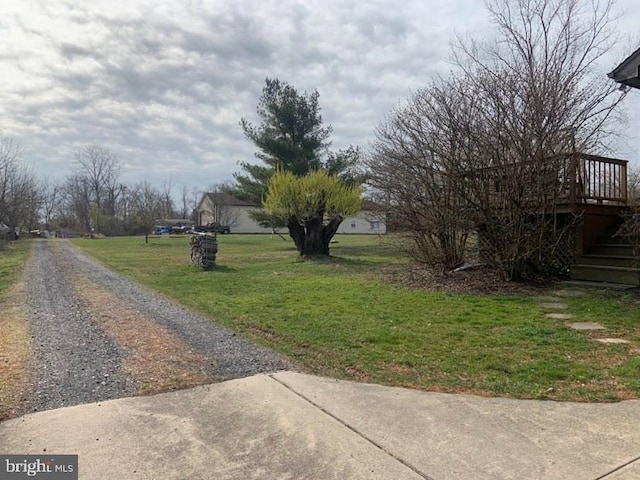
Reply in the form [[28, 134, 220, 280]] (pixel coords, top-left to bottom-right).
[[569, 153, 577, 204], [622, 163, 628, 203]]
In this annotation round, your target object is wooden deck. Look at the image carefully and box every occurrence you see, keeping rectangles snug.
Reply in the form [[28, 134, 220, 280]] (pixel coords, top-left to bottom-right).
[[474, 153, 636, 283]]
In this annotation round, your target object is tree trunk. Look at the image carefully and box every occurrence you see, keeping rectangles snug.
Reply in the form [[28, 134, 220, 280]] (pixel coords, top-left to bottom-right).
[[322, 215, 344, 253], [288, 215, 344, 257], [287, 217, 305, 255], [302, 217, 327, 256]]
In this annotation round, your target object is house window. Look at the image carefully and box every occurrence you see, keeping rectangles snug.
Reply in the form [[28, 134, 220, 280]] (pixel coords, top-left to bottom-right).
[[350, 220, 356, 229], [369, 221, 380, 230]]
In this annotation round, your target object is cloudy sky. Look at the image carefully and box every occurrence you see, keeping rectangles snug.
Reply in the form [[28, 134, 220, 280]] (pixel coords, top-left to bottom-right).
[[1, 0, 640, 195]]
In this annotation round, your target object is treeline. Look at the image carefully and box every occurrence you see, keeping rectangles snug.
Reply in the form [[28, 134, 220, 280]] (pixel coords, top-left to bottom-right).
[[0, 141, 199, 237]]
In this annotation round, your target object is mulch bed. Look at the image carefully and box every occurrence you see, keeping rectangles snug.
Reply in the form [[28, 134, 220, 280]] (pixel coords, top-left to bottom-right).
[[387, 264, 554, 296]]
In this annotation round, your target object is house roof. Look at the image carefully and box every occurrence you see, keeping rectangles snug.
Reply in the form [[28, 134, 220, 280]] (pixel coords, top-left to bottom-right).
[[361, 200, 385, 211], [608, 47, 640, 89], [203, 192, 257, 207], [199, 192, 383, 212]]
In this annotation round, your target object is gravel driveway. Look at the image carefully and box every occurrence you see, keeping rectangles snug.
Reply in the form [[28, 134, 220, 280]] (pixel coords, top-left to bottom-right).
[[25, 239, 293, 413]]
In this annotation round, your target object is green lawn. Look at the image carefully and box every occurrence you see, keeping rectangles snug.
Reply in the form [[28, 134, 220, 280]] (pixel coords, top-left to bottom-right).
[[0, 239, 33, 420], [0, 240, 31, 301], [71, 234, 640, 402]]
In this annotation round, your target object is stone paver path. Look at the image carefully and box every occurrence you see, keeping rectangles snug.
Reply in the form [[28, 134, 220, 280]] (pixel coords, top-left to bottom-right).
[[539, 302, 569, 310], [551, 290, 585, 297], [545, 313, 573, 320], [567, 322, 606, 331], [536, 296, 562, 303], [538, 289, 632, 346]]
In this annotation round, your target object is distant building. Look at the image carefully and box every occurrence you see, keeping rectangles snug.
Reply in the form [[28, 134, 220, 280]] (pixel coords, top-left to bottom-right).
[[336, 200, 387, 235], [196, 193, 387, 234], [196, 192, 271, 234]]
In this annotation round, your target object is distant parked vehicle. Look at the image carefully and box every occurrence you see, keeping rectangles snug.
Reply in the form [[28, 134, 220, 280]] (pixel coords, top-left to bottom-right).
[[171, 224, 192, 234], [156, 226, 172, 235], [193, 223, 231, 234]]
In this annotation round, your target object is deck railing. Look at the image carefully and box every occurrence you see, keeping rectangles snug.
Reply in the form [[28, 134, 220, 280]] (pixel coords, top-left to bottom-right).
[[565, 153, 628, 205], [458, 153, 629, 209], [474, 153, 629, 207]]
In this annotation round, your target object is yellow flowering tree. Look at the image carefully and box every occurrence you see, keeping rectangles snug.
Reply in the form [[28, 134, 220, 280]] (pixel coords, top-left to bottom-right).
[[263, 169, 362, 256]]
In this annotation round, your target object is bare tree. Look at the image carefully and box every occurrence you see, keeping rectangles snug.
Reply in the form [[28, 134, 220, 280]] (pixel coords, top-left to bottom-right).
[[627, 165, 640, 205], [190, 186, 201, 222], [72, 145, 122, 234], [0, 135, 40, 239], [453, 0, 624, 155], [40, 178, 61, 232], [459, 0, 625, 279], [0, 136, 24, 235], [178, 184, 190, 220], [58, 174, 91, 232], [128, 181, 165, 235], [368, 84, 473, 269], [159, 179, 175, 220], [368, 0, 626, 279]]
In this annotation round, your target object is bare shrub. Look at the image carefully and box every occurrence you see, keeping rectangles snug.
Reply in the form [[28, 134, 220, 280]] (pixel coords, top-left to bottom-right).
[[368, 0, 625, 280]]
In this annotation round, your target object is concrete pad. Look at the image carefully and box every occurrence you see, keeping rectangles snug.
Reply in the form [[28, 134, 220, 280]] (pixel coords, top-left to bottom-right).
[[538, 302, 569, 310], [545, 313, 573, 320], [0, 375, 422, 480], [273, 372, 640, 480], [603, 459, 640, 479], [568, 322, 606, 331], [562, 281, 638, 291], [595, 338, 631, 345], [3, 372, 640, 480]]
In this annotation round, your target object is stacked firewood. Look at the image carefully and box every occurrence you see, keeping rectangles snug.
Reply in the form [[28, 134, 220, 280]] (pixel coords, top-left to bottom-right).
[[190, 233, 218, 270]]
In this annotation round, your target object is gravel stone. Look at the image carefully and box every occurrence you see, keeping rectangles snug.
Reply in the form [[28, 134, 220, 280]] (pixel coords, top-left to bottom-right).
[[25, 239, 293, 413]]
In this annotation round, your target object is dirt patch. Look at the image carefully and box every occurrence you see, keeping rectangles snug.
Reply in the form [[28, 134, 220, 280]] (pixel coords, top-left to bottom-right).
[[0, 278, 32, 420], [74, 276, 214, 395], [550, 378, 638, 402], [381, 362, 418, 375]]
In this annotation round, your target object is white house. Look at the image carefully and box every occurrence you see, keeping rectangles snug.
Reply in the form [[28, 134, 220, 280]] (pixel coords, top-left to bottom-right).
[[336, 201, 387, 234], [197, 193, 387, 234], [196, 192, 272, 234]]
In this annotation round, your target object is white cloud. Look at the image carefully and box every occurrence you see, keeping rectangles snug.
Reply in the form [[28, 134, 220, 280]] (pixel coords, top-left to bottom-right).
[[0, 0, 639, 195]]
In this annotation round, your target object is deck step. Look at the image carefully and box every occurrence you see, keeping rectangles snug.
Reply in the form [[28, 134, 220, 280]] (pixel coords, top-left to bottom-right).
[[571, 264, 640, 285], [577, 254, 635, 268], [587, 244, 634, 256], [596, 234, 632, 245]]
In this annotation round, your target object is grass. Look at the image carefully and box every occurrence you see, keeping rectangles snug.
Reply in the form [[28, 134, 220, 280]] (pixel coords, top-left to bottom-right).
[[0, 240, 31, 301], [0, 239, 33, 419], [70, 234, 640, 402]]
